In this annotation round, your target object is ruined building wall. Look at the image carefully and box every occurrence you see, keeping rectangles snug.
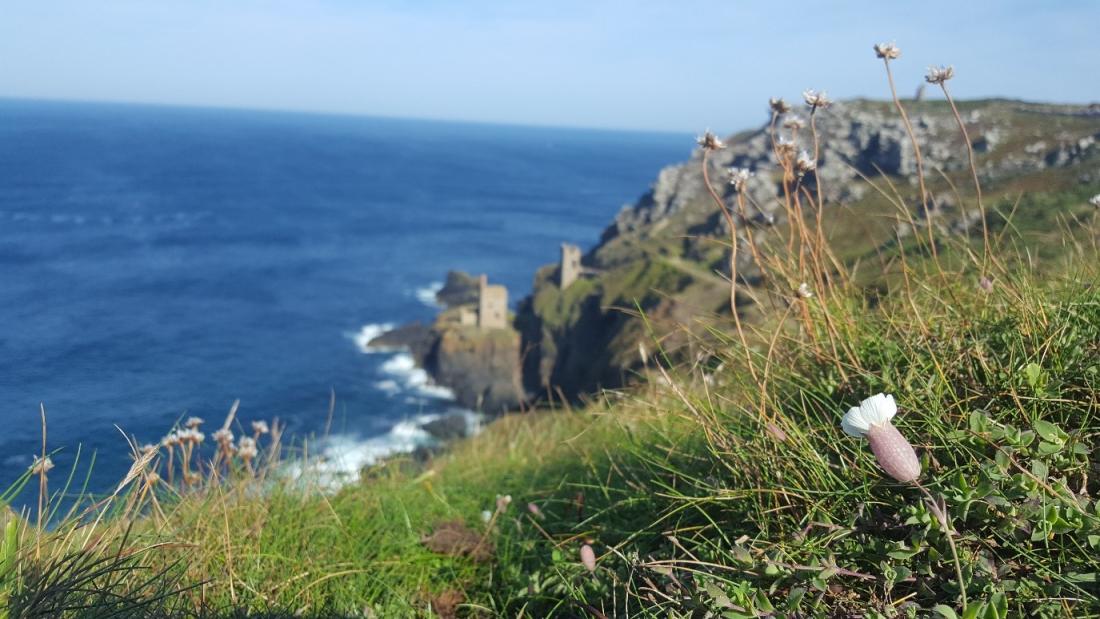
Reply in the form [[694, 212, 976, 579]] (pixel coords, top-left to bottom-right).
[[477, 274, 508, 330], [559, 243, 582, 289]]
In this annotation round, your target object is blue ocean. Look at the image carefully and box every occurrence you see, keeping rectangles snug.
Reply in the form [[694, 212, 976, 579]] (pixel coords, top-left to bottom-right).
[[0, 99, 686, 494]]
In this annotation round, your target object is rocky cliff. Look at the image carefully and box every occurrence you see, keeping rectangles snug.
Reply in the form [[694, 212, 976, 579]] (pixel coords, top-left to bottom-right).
[[379, 99, 1100, 410], [516, 98, 1100, 401]]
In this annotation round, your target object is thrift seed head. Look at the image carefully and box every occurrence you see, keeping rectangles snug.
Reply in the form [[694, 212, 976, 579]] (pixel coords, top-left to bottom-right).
[[925, 65, 955, 85], [728, 167, 753, 192], [213, 428, 233, 445], [797, 282, 814, 298], [795, 150, 816, 175], [696, 131, 725, 151], [769, 97, 791, 115], [783, 115, 805, 131], [237, 436, 258, 460], [251, 420, 270, 435], [802, 89, 832, 109], [185, 416, 204, 428], [874, 42, 901, 60], [496, 494, 512, 512], [776, 137, 797, 158]]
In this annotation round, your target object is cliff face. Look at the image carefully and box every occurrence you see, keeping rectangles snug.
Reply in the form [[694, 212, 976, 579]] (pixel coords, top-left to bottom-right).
[[428, 326, 524, 415], [515, 99, 1100, 402]]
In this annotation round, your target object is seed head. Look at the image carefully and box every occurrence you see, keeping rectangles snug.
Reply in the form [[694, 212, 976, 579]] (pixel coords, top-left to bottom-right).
[[237, 436, 258, 460], [783, 115, 805, 131], [30, 455, 54, 475], [213, 428, 233, 445], [795, 150, 817, 175], [696, 131, 725, 151], [803, 90, 832, 110], [728, 167, 753, 192], [797, 282, 814, 298], [162, 432, 181, 447], [768, 97, 791, 115], [251, 420, 270, 435], [480, 510, 493, 524], [141, 443, 158, 454], [776, 137, 797, 158], [185, 416, 204, 429], [496, 494, 512, 512], [841, 393, 921, 483], [925, 65, 955, 85], [580, 544, 597, 572], [979, 276, 994, 293], [874, 42, 901, 60], [1089, 194, 1100, 208]]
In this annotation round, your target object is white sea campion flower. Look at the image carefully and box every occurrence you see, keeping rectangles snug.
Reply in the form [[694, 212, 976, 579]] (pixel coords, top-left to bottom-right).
[[925, 65, 955, 85], [30, 455, 54, 475], [795, 150, 816, 175], [874, 42, 901, 60], [728, 167, 753, 192], [1089, 194, 1100, 208], [841, 393, 921, 483], [580, 544, 597, 572], [696, 131, 725, 151], [802, 89, 832, 110], [797, 282, 814, 298], [783, 115, 805, 131], [769, 97, 791, 115], [185, 416, 204, 428], [251, 420, 270, 435]]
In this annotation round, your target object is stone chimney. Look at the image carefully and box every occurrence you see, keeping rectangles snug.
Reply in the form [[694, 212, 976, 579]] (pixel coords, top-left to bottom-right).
[[560, 243, 582, 289]]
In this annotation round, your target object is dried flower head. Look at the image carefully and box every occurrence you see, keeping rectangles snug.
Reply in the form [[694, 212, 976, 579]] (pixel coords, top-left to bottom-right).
[[874, 42, 901, 60], [213, 428, 233, 445], [783, 115, 805, 131], [797, 282, 814, 298], [184, 416, 204, 428], [776, 137, 797, 158], [795, 150, 817, 175], [237, 436, 258, 460], [768, 97, 791, 115], [1089, 194, 1100, 208], [802, 89, 832, 110], [979, 276, 994, 293], [728, 167, 753, 192], [925, 65, 955, 85], [141, 443, 158, 454], [841, 393, 921, 483], [580, 544, 597, 572], [161, 431, 181, 447], [695, 131, 726, 151], [251, 420, 270, 435], [496, 494, 512, 512], [30, 455, 54, 475], [480, 510, 493, 523]]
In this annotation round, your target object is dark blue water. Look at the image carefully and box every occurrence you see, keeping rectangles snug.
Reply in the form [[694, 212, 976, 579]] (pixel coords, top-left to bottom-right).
[[0, 99, 687, 494]]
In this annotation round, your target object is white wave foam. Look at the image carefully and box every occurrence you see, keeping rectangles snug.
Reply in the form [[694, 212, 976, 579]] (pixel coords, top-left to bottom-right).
[[284, 409, 484, 489], [349, 323, 396, 353], [414, 282, 443, 308], [380, 352, 456, 400]]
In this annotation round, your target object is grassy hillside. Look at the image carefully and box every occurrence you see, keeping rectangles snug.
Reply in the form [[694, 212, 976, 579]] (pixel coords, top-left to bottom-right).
[[3, 63, 1100, 617]]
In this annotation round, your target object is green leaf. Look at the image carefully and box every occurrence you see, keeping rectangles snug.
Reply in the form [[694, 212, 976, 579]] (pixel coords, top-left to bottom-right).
[[1032, 419, 1066, 444], [932, 604, 959, 619], [1024, 362, 1043, 389]]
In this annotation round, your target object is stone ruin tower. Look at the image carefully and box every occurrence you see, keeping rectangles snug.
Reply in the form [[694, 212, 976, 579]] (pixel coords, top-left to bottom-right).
[[477, 274, 508, 330], [559, 243, 582, 289]]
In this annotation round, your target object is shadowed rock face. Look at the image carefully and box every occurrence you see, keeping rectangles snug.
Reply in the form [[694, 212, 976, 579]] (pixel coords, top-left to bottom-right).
[[427, 326, 524, 415]]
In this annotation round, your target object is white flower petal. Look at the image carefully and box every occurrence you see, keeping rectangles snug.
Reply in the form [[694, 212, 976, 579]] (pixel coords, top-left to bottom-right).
[[841, 393, 897, 437]]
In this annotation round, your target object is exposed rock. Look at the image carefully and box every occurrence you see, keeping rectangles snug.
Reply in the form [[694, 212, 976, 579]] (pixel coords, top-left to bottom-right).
[[435, 270, 481, 308], [427, 326, 525, 414], [420, 413, 470, 442], [367, 321, 435, 364]]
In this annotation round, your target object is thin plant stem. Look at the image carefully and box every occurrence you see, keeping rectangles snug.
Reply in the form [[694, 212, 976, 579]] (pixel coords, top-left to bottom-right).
[[939, 82, 990, 270], [915, 482, 968, 609]]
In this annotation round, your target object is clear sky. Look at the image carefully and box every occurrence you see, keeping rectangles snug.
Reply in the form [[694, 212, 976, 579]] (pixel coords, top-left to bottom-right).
[[1, 1, 1096, 133]]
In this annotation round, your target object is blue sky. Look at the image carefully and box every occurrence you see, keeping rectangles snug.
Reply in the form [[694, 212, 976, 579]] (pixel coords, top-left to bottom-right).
[[1, 1, 1096, 132]]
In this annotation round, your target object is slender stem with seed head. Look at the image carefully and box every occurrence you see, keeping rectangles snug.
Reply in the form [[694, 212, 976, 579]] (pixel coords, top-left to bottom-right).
[[939, 83, 990, 270], [701, 149, 758, 383], [881, 58, 940, 266]]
